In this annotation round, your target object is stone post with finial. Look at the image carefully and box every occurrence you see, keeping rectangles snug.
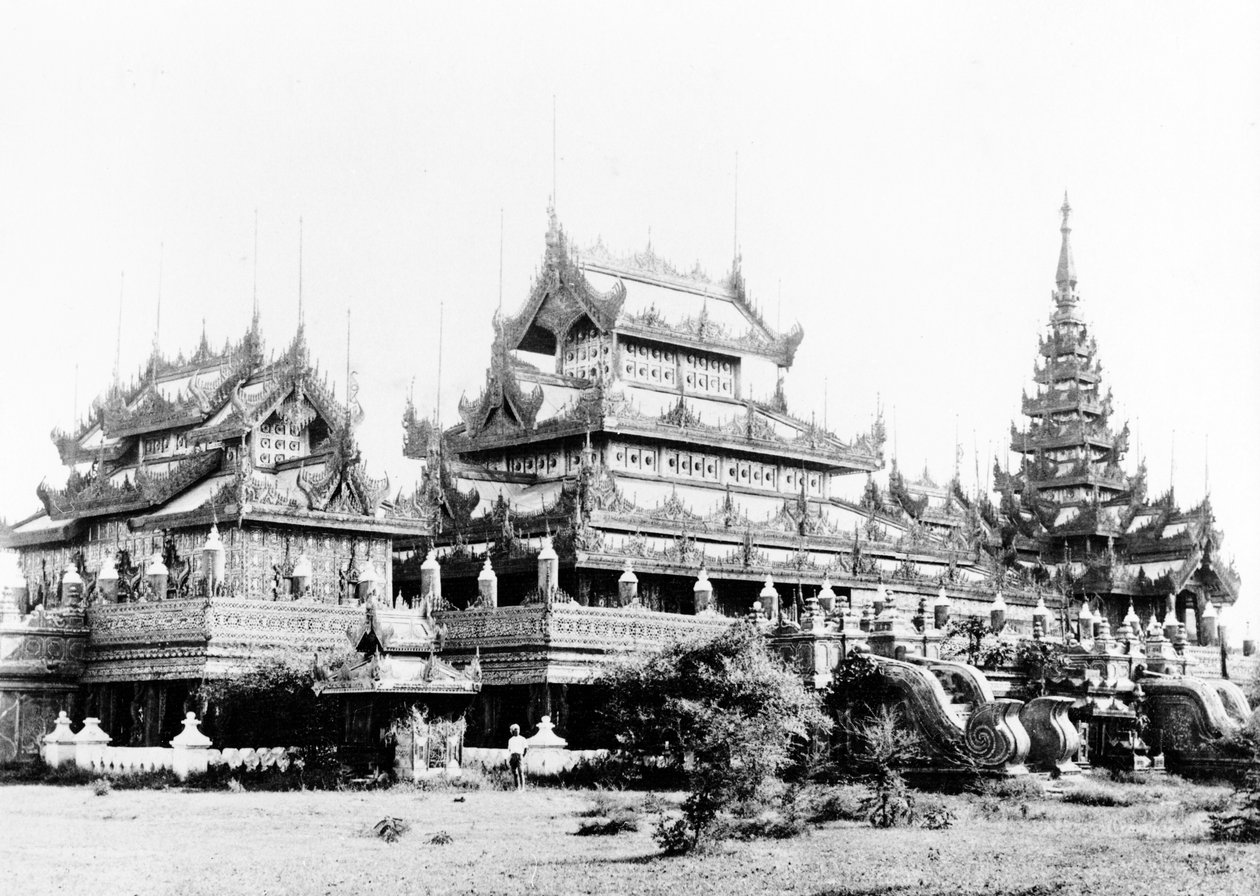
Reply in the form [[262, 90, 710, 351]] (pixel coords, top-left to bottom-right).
[[537, 537, 559, 601], [759, 576, 779, 623], [42, 711, 77, 768], [171, 713, 213, 780], [933, 586, 951, 630], [618, 560, 638, 607], [420, 550, 441, 605], [692, 568, 713, 615], [477, 557, 498, 609], [1199, 601, 1217, 646], [990, 589, 1007, 634]]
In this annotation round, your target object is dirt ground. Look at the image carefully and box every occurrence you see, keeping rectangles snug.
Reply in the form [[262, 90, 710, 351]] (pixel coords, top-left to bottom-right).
[[0, 781, 1257, 895]]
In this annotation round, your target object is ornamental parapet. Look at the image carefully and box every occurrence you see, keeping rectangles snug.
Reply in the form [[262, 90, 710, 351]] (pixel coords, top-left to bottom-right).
[[0, 609, 89, 683], [436, 602, 729, 654], [1021, 392, 1103, 418], [84, 597, 365, 681]]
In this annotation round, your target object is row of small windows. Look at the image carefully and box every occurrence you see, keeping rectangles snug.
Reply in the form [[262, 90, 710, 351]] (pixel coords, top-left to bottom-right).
[[259, 421, 304, 436], [619, 339, 736, 397], [607, 442, 824, 495]]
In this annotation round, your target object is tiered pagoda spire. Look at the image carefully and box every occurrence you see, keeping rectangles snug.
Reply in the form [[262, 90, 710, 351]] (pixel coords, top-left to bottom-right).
[[1007, 196, 1129, 514]]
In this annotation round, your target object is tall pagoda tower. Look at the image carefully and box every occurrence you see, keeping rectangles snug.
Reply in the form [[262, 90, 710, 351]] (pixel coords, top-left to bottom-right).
[[1001, 197, 1239, 634], [1012, 194, 1129, 527]]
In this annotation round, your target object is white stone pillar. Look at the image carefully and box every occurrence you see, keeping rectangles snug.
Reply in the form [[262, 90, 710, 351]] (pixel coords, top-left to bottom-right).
[[170, 713, 213, 780], [537, 538, 559, 600], [420, 550, 441, 603], [42, 711, 77, 768], [692, 568, 713, 615], [990, 590, 1007, 633], [73, 717, 111, 772], [617, 560, 638, 606], [933, 587, 951, 630], [759, 576, 779, 622], [477, 558, 498, 609]]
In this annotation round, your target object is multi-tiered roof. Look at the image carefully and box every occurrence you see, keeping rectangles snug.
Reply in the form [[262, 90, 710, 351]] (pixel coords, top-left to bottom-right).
[[997, 198, 1239, 620], [400, 209, 1035, 616], [10, 309, 426, 552]]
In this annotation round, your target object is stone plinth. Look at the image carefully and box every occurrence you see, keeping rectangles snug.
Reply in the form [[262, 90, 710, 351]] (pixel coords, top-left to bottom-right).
[[41, 710, 76, 768], [170, 712, 213, 780], [524, 715, 568, 777], [73, 717, 111, 771]]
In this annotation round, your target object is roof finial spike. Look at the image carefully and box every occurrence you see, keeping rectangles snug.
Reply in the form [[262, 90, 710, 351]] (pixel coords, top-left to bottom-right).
[[113, 271, 125, 391], [252, 209, 260, 323], [153, 242, 164, 359], [1055, 191, 1077, 295], [297, 216, 305, 329], [498, 207, 505, 314]]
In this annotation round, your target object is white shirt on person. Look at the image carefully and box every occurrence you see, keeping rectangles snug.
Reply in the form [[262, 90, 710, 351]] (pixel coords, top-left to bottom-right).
[[508, 735, 528, 756]]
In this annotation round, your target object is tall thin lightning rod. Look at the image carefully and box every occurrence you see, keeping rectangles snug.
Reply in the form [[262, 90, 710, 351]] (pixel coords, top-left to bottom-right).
[[435, 299, 445, 426], [154, 242, 164, 351], [113, 272, 125, 389], [733, 150, 740, 261], [498, 208, 505, 313], [345, 308, 351, 404], [552, 95, 557, 212], [1204, 433, 1210, 496], [252, 209, 259, 320], [73, 363, 78, 429], [823, 377, 828, 430], [776, 278, 782, 331], [1170, 428, 1176, 495], [298, 217, 305, 327], [973, 429, 980, 498]]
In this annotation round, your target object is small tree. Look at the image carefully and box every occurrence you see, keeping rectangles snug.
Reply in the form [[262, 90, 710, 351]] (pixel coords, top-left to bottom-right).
[[597, 623, 830, 852], [940, 617, 1013, 669]]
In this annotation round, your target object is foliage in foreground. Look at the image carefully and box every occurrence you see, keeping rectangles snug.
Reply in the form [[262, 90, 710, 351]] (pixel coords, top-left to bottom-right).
[[1209, 716, 1260, 843], [595, 622, 830, 853]]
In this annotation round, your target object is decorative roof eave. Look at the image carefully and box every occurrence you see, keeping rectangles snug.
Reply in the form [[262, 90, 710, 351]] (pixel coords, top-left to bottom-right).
[[613, 319, 804, 367], [126, 500, 432, 538], [0, 517, 83, 548], [37, 449, 225, 522], [314, 680, 481, 696]]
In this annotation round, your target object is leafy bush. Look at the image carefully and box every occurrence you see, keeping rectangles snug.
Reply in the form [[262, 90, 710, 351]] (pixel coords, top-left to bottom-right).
[[428, 830, 454, 845], [0, 760, 97, 786], [373, 816, 409, 843], [939, 617, 1013, 670], [916, 795, 956, 829], [197, 658, 338, 756], [1061, 782, 1135, 807], [92, 778, 112, 797], [653, 817, 693, 856], [596, 622, 830, 853], [575, 811, 641, 836], [1208, 770, 1260, 843], [980, 775, 1045, 800], [803, 784, 869, 823]]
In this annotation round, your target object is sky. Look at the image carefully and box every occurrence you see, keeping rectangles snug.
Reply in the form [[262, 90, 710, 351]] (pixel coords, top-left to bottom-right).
[[1, 3, 1257, 632]]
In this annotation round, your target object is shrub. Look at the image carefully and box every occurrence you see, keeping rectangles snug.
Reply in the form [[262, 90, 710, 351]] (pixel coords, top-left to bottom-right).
[[373, 816, 409, 843], [917, 795, 956, 829], [597, 622, 830, 853], [653, 817, 693, 856], [980, 775, 1045, 800], [92, 778, 112, 797], [575, 811, 641, 836], [804, 784, 869, 824], [429, 830, 454, 845], [1061, 782, 1135, 807]]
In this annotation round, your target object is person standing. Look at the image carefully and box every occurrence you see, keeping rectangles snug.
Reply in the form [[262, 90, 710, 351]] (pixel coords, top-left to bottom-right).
[[507, 724, 528, 791]]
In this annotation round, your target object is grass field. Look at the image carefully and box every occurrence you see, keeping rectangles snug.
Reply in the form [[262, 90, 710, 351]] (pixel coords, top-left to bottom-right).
[[1, 776, 1257, 896]]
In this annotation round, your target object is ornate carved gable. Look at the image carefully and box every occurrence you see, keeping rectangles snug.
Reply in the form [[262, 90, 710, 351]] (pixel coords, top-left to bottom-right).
[[458, 325, 545, 440], [498, 208, 627, 355]]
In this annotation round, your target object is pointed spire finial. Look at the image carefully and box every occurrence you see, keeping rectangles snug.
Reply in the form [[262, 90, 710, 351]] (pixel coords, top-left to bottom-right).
[[1056, 191, 1077, 292]]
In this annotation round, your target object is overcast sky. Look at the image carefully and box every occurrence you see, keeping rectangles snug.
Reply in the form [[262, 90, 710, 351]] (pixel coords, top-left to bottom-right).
[[2, 3, 1257, 630]]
